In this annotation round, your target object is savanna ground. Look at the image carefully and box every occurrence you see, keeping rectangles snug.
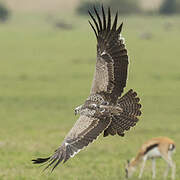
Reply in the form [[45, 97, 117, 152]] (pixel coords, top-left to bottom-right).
[[0, 12, 180, 180]]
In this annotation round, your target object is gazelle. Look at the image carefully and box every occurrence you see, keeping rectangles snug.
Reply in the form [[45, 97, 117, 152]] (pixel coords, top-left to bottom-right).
[[125, 137, 176, 179]]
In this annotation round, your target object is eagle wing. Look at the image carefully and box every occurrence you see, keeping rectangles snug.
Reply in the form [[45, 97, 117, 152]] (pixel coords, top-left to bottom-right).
[[89, 6, 129, 103], [32, 115, 111, 171]]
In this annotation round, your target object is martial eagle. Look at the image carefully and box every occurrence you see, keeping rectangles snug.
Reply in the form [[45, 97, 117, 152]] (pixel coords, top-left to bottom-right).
[[32, 6, 142, 171]]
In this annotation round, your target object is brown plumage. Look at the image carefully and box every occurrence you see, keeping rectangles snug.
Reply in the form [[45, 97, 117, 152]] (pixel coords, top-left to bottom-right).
[[32, 5, 142, 171], [104, 89, 141, 137], [89, 7, 128, 103]]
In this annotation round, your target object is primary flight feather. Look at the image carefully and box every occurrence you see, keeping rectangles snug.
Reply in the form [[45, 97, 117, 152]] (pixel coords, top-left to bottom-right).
[[32, 6, 142, 171]]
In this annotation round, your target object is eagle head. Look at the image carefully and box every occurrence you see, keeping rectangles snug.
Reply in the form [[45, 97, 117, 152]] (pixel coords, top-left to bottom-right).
[[74, 105, 83, 115]]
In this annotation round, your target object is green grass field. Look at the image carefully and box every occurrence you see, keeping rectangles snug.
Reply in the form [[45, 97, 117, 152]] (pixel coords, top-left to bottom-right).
[[0, 13, 180, 179]]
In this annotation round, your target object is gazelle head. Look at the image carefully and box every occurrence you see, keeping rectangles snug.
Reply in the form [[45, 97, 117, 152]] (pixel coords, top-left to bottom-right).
[[125, 159, 136, 178]]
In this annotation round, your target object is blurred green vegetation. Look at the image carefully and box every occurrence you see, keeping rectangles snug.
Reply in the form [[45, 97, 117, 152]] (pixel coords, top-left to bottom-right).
[[76, 1, 102, 15], [159, 0, 180, 14], [0, 12, 180, 179], [76, 0, 180, 15], [77, 0, 141, 15], [0, 2, 10, 22]]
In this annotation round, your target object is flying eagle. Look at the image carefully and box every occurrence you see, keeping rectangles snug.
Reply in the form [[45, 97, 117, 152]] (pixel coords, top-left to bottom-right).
[[32, 6, 142, 171]]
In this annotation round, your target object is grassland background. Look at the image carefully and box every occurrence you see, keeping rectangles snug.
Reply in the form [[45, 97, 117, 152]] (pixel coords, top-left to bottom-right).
[[0, 10, 180, 180]]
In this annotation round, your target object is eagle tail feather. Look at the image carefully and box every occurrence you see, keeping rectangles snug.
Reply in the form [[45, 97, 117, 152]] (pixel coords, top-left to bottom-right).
[[103, 89, 141, 137]]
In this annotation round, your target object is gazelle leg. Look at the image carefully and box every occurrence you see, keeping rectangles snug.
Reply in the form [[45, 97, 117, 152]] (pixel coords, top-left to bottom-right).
[[138, 157, 147, 179], [171, 161, 176, 180], [161, 154, 176, 180], [173, 163, 176, 180], [163, 163, 170, 179], [152, 158, 156, 179]]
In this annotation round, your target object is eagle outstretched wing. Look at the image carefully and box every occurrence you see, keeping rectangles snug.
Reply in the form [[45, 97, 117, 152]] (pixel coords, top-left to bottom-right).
[[32, 115, 111, 171], [89, 6, 129, 103]]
